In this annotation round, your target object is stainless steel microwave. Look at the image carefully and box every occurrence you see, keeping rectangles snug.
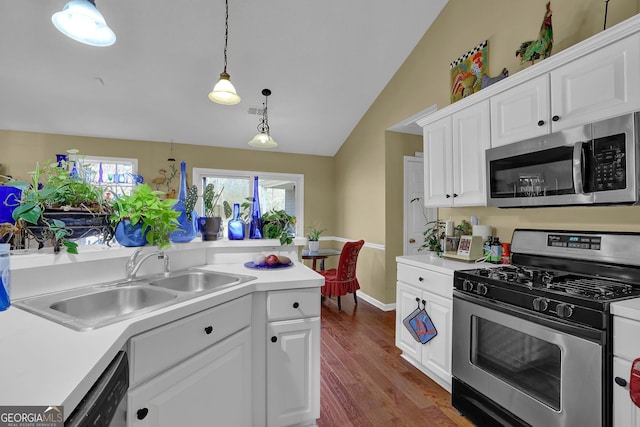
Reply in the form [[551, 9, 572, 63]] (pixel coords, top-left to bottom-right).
[[486, 112, 640, 207]]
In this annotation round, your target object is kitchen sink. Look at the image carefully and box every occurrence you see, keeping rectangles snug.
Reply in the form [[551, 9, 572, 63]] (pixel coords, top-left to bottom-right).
[[148, 270, 248, 293], [14, 269, 256, 331]]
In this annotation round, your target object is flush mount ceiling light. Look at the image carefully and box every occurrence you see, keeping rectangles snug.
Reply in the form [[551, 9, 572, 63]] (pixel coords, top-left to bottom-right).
[[208, 0, 240, 105], [248, 89, 278, 149], [51, 0, 116, 47]]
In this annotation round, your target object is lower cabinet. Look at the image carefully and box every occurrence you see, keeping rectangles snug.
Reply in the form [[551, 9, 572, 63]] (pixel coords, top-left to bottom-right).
[[613, 314, 640, 426], [396, 262, 454, 392], [128, 327, 252, 426]]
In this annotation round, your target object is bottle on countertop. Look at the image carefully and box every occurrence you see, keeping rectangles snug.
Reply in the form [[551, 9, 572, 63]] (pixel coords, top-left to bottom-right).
[[490, 237, 502, 263], [483, 236, 492, 260]]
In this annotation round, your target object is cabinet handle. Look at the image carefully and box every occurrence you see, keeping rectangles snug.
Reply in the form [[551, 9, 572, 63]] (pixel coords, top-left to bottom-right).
[[271, 336, 278, 343], [445, 194, 451, 199], [204, 325, 213, 335], [615, 376, 628, 387], [418, 277, 424, 282], [537, 120, 545, 126], [409, 238, 416, 244], [415, 297, 420, 303], [293, 302, 300, 309], [421, 299, 426, 306], [137, 408, 149, 420], [453, 193, 458, 198], [552, 115, 560, 121]]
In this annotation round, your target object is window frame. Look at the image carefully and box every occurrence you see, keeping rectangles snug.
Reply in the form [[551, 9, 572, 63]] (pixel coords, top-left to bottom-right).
[[192, 168, 304, 238]]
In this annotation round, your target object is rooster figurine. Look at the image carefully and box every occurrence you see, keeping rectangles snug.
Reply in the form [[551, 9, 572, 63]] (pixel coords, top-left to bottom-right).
[[516, 1, 553, 64]]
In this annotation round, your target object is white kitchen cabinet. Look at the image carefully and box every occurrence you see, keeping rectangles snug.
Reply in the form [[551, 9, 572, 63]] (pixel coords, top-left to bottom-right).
[[395, 263, 453, 392], [128, 327, 252, 427], [613, 314, 640, 426], [490, 75, 550, 147], [266, 289, 320, 427], [422, 100, 490, 208]]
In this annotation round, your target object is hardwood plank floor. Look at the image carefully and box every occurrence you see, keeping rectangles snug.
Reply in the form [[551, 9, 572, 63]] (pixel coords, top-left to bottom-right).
[[317, 295, 475, 427]]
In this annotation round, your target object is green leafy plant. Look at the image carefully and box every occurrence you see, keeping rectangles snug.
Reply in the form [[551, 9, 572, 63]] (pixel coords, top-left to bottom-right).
[[223, 200, 233, 220], [262, 209, 296, 245], [306, 225, 325, 241], [184, 185, 198, 222], [240, 197, 254, 223], [10, 150, 112, 253], [454, 219, 472, 237], [418, 220, 445, 255], [202, 183, 224, 218], [110, 184, 180, 250]]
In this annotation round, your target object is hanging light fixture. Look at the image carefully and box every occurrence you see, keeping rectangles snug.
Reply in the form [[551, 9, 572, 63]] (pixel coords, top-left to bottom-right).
[[51, 0, 116, 47], [248, 89, 278, 149], [208, 0, 240, 105]]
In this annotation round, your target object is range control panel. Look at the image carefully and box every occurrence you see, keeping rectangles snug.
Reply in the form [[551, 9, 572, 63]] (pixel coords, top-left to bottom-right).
[[547, 234, 602, 250]]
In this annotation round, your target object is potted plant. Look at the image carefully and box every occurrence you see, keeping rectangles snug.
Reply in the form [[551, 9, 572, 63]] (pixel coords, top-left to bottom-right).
[[262, 209, 296, 245], [306, 225, 325, 253], [10, 151, 113, 253], [110, 183, 180, 250], [418, 220, 446, 256], [200, 183, 224, 241]]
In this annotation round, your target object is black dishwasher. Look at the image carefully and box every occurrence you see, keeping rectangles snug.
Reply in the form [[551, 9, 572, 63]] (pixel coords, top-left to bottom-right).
[[65, 350, 128, 427]]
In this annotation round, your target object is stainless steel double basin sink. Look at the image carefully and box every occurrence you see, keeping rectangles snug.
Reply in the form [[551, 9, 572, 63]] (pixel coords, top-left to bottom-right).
[[14, 269, 256, 331]]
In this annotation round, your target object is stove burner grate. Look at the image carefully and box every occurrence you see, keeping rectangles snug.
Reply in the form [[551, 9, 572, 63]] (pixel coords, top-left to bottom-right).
[[547, 278, 635, 299]]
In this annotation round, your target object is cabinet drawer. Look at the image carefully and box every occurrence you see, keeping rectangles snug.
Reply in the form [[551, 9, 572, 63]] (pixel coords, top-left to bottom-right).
[[397, 264, 453, 299], [130, 294, 252, 386], [267, 288, 320, 321], [614, 316, 640, 360]]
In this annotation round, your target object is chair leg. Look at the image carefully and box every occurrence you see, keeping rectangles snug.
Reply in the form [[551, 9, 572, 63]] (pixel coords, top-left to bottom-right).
[[337, 296, 342, 311], [353, 291, 358, 305]]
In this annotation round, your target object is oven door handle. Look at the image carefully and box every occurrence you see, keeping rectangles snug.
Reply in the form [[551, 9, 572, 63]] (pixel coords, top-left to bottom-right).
[[573, 141, 585, 194]]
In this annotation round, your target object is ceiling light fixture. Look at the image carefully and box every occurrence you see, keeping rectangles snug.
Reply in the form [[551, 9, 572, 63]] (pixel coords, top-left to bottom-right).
[[208, 0, 240, 105], [51, 0, 116, 47], [248, 89, 278, 149]]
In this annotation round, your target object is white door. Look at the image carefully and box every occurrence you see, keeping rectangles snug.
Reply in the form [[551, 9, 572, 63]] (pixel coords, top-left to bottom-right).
[[404, 156, 436, 255], [128, 328, 252, 427]]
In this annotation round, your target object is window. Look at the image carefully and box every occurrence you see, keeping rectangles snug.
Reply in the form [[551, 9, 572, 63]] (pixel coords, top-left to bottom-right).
[[70, 155, 139, 200], [192, 168, 304, 238]]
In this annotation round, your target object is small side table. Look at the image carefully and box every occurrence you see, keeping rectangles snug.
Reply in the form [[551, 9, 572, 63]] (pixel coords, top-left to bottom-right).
[[301, 248, 341, 271]]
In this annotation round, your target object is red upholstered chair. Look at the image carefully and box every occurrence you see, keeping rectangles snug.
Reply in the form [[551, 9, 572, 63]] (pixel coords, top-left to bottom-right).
[[320, 240, 364, 311]]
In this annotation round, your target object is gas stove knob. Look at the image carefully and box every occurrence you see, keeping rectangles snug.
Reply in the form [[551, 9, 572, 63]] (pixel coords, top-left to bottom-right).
[[556, 303, 574, 318], [462, 280, 474, 292], [532, 297, 549, 312], [476, 283, 488, 296]]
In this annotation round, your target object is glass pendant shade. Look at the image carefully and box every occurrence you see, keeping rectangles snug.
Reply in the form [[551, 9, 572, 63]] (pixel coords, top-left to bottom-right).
[[51, 0, 116, 47], [208, 72, 241, 105], [248, 132, 278, 148]]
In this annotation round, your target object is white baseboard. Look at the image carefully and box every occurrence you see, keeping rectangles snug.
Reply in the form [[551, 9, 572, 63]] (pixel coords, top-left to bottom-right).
[[357, 290, 396, 312]]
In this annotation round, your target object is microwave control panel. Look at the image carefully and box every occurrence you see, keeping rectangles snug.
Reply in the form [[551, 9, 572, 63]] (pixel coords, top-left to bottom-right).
[[587, 134, 626, 192]]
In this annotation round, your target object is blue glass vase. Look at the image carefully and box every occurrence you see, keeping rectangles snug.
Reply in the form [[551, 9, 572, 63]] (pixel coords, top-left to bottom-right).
[[228, 203, 245, 240], [249, 176, 262, 239], [170, 161, 199, 243], [115, 219, 148, 247]]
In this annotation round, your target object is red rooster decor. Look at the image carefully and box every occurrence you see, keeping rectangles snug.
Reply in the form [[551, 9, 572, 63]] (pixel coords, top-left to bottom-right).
[[516, 1, 553, 64]]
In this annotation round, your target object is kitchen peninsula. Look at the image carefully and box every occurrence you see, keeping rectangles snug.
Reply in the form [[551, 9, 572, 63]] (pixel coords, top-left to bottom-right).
[[1, 239, 323, 426]]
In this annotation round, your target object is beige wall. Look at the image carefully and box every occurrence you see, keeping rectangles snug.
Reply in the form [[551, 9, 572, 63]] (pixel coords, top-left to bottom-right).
[[336, 0, 640, 304], [0, 130, 336, 237]]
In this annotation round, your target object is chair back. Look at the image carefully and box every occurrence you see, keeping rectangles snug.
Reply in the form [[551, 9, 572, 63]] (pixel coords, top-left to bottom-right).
[[335, 240, 364, 282]]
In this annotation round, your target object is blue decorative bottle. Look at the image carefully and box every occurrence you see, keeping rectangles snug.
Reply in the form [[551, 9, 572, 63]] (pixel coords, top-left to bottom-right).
[[0, 244, 10, 311], [249, 176, 263, 239], [228, 203, 245, 240], [170, 161, 198, 243]]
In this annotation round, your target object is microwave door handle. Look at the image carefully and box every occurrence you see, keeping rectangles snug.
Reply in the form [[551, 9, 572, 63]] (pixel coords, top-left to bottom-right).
[[573, 141, 585, 194]]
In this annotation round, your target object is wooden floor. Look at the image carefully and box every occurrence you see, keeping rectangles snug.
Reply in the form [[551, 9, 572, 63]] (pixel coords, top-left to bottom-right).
[[317, 295, 475, 427]]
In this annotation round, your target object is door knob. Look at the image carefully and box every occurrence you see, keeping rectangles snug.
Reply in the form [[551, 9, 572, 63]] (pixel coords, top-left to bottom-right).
[[537, 120, 545, 126], [409, 238, 416, 244], [137, 408, 149, 420]]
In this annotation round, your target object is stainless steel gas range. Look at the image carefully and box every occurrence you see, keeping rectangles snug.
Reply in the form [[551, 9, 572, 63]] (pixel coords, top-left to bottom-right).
[[452, 229, 640, 427]]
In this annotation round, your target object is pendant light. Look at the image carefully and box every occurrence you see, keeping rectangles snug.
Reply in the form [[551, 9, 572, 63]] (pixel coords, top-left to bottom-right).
[[248, 89, 278, 149], [51, 0, 116, 47], [208, 0, 241, 105]]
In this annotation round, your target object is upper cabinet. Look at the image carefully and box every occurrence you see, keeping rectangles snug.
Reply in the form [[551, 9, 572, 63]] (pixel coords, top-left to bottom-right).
[[423, 101, 490, 207], [492, 33, 640, 148]]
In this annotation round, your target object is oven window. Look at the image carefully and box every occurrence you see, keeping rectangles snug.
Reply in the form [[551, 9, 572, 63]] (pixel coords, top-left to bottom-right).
[[471, 316, 561, 410]]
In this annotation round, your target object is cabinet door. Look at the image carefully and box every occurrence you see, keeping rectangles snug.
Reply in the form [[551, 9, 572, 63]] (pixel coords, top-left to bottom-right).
[[267, 317, 320, 427], [613, 356, 640, 427], [420, 291, 453, 386], [423, 117, 453, 207], [490, 74, 550, 147], [452, 100, 490, 206], [128, 328, 252, 427], [551, 33, 640, 131], [395, 281, 423, 360]]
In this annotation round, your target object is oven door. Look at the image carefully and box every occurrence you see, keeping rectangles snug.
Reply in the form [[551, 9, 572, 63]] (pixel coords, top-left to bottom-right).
[[452, 292, 604, 427]]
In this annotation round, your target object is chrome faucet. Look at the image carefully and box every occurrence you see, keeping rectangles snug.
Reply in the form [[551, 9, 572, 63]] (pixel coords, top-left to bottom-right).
[[126, 248, 170, 280]]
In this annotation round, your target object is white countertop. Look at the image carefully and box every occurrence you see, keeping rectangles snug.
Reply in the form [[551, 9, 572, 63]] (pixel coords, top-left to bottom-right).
[[0, 260, 323, 415], [611, 298, 640, 322], [396, 254, 494, 275]]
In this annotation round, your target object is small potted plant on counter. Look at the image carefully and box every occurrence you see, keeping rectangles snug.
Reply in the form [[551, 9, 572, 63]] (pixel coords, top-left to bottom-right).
[[306, 225, 325, 253], [418, 220, 446, 256], [110, 183, 180, 250], [262, 209, 296, 245], [200, 183, 224, 241]]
